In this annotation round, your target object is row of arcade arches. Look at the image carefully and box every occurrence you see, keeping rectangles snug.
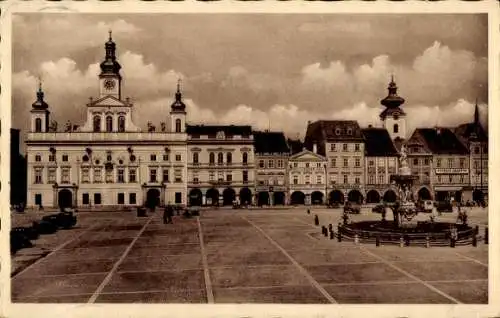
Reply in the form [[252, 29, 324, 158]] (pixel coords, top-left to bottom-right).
[[189, 187, 254, 206]]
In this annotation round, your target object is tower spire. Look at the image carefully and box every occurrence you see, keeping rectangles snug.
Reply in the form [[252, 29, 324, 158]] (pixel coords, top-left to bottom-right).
[[32, 79, 48, 109], [108, 29, 112, 41], [176, 78, 182, 101]]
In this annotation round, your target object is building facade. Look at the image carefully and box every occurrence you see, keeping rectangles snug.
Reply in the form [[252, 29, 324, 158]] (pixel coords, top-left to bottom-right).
[[186, 125, 255, 206], [305, 120, 365, 204], [288, 149, 327, 205], [405, 130, 434, 201], [26, 34, 188, 208], [254, 131, 290, 206], [362, 127, 399, 204]]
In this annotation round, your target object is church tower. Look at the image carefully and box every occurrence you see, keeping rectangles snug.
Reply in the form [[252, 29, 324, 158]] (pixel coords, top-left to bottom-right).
[[30, 81, 50, 133], [380, 75, 407, 140], [170, 80, 187, 133], [99, 31, 122, 99]]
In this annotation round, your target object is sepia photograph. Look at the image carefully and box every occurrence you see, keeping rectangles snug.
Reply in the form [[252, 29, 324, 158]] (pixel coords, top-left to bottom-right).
[[4, 4, 495, 313]]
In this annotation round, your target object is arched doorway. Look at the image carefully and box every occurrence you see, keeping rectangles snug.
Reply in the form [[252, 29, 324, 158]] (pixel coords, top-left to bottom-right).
[[418, 187, 432, 201], [273, 192, 285, 205], [222, 188, 236, 206], [328, 190, 344, 204], [347, 190, 363, 204], [473, 189, 484, 202], [189, 188, 203, 206], [206, 188, 219, 206], [240, 188, 252, 205], [58, 189, 73, 209], [146, 189, 160, 208], [257, 192, 270, 206], [311, 191, 324, 205], [366, 190, 381, 204], [290, 191, 305, 205], [383, 190, 397, 203]]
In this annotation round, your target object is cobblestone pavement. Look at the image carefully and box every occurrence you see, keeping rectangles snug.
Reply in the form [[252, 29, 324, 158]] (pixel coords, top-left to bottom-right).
[[11, 207, 488, 303]]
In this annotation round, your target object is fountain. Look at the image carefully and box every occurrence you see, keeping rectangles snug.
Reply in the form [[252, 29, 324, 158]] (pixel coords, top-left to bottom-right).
[[338, 144, 476, 246]]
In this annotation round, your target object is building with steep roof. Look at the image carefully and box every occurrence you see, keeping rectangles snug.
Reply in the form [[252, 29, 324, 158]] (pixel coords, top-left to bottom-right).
[[254, 131, 290, 205], [288, 149, 327, 205], [305, 120, 365, 204], [361, 127, 399, 204]]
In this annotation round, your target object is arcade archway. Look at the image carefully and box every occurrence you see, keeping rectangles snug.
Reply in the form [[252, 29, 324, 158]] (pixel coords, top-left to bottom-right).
[[257, 192, 270, 206], [58, 189, 73, 209], [273, 192, 285, 205], [311, 191, 324, 205], [146, 189, 160, 208], [290, 191, 305, 205], [328, 190, 344, 204], [239, 187, 252, 205], [418, 187, 432, 201], [347, 190, 363, 204], [366, 190, 381, 204], [188, 188, 203, 206], [222, 188, 236, 206], [206, 188, 219, 206], [383, 190, 397, 203]]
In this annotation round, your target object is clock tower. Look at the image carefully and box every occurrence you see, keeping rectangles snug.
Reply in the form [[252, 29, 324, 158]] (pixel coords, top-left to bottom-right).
[[99, 31, 122, 99]]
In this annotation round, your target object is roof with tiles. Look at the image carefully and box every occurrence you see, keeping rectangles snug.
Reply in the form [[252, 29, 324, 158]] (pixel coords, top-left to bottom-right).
[[361, 128, 399, 157], [253, 131, 290, 155]]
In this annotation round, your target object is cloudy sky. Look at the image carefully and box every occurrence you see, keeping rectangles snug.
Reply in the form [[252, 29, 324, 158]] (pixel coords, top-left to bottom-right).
[[12, 13, 488, 140]]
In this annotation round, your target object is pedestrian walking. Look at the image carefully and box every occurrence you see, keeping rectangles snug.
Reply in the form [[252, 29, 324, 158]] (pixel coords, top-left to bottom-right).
[[163, 205, 169, 224], [167, 205, 174, 223]]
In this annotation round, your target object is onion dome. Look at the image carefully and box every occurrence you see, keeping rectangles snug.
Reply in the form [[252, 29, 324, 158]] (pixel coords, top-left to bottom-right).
[[32, 81, 49, 109], [171, 79, 186, 113], [380, 75, 406, 119], [99, 31, 122, 75]]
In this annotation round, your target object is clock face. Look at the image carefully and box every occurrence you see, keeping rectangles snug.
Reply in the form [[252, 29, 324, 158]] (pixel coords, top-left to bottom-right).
[[104, 79, 115, 90]]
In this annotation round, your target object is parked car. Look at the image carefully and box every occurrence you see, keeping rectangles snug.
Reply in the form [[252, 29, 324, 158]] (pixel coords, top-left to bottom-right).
[[10, 230, 33, 254], [344, 202, 361, 214], [33, 220, 58, 235], [436, 201, 453, 213], [12, 226, 39, 240], [372, 204, 385, 213], [328, 203, 341, 209]]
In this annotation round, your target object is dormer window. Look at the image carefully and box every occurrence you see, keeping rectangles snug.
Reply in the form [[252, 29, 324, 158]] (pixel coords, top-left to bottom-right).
[[335, 128, 341, 135], [347, 128, 352, 135]]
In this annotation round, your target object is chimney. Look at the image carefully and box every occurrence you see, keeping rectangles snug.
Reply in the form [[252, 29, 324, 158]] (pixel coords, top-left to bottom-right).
[[313, 143, 317, 154]]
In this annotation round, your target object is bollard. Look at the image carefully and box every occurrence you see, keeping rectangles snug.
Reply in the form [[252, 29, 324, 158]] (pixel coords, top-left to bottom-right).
[[399, 236, 404, 248], [328, 223, 333, 232], [354, 234, 359, 244], [484, 227, 489, 244], [375, 236, 380, 247], [330, 230, 334, 240], [307, 209, 311, 215], [337, 231, 342, 242], [322, 226, 328, 237], [425, 235, 430, 248], [314, 215, 319, 226], [450, 238, 455, 248], [472, 234, 477, 247], [404, 235, 410, 247], [475, 225, 479, 236]]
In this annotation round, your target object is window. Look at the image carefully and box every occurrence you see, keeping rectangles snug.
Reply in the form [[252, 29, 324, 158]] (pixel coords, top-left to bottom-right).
[[330, 144, 336, 152], [35, 118, 42, 132], [331, 158, 336, 167], [368, 175, 375, 184], [378, 174, 384, 184], [449, 175, 453, 183], [343, 175, 348, 184], [82, 155, 89, 162], [293, 175, 298, 185], [218, 171, 224, 182], [35, 155, 41, 162], [117, 193, 125, 204], [129, 193, 136, 205], [424, 158, 430, 165], [347, 128, 352, 135], [62, 154, 69, 162], [106, 115, 113, 132], [217, 153, 223, 165], [48, 168, 56, 184], [259, 160, 265, 168], [305, 163, 309, 168], [82, 168, 90, 183], [330, 175, 337, 184], [317, 163, 321, 168], [82, 193, 89, 205], [94, 193, 102, 205], [369, 160, 374, 166], [34, 168, 43, 184], [209, 171, 215, 181], [174, 169, 182, 182], [413, 158, 418, 165], [94, 168, 102, 183], [150, 169, 157, 182], [49, 154, 56, 162], [162, 154, 169, 162], [129, 168, 136, 183], [293, 162, 298, 168], [118, 116, 125, 132], [317, 175, 322, 184], [437, 175, 442, 183], [268, 160, 274, 168], [474, 147, 480, 154], [277, 159, 284, 168], [448, 158, 453, 168], [305, 175, 310, 184], [393, 124, 399, 133], [175, 119, 182, 133], [175, 192, 182, 204], [105, 169, 113, 183], [163, 169, 169, 182], [242, 152, 248, 164], [355, 177, 360, 184], [61, 168, 70, 184], [355, 143, 360, 151], [35, 194, 42, 206], [209, 153, 215, 164], [93, 116, 101, 132], [343, 158, 348, 167], [117, 169, 125, 183], [175, 154, 181, 162], [355, 158, 360, 167], [460, 158, 465, 168], [343, 144, 348, 151], [193, 172, 199, 183], [150, 154, 157, 161], [226, 173, 232, 182], [242, 170, 248, 182], [436, 159, 441, 168], [193, 152, 199, 164]]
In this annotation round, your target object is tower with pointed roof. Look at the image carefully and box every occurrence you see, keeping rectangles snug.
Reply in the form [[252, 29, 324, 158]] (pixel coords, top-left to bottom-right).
[[380, 75, 407, 140], [99, 31, 122, 99], [170, 79, 187, 133], [30, 81, 50, 133]]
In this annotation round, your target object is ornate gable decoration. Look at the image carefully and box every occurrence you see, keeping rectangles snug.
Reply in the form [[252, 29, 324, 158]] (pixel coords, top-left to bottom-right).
[[216, 131, 225, 139]]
